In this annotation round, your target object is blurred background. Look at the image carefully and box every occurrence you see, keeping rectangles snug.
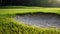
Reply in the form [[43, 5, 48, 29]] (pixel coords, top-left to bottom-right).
[[0, 0, 60, 7]]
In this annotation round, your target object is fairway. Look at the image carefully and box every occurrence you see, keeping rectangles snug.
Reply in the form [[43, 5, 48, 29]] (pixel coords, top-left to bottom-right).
[[0, 7, 60, 14]]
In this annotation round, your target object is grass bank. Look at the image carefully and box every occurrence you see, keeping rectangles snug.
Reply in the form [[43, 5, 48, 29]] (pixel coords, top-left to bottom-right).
[[0, 14, 60, 34]]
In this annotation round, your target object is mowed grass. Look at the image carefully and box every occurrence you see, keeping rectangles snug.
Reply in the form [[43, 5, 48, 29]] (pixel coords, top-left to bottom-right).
[[0, 6, 60, 34], [0, 6, 60, 14]]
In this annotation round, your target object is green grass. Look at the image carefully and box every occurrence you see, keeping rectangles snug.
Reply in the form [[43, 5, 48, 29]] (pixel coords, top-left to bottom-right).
[[0, 6, 60, 34], [0, 14, 60, 34], [0, 6, 60, 14]]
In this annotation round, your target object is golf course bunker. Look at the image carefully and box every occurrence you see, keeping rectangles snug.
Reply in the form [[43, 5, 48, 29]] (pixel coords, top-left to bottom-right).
[[14, 12, 60, 28]]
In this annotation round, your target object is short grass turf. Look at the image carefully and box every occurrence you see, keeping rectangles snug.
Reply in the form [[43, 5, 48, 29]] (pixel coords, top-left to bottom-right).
[[0, 6, 60, 14], [0, 6, 60, 34]]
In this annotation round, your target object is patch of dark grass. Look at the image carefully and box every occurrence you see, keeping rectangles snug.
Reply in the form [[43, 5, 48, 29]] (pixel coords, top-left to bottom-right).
[[16, 12, 60, 16]]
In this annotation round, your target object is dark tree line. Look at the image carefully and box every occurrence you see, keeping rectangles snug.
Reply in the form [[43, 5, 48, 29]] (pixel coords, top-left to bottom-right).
[[0, 0, 58, 7]]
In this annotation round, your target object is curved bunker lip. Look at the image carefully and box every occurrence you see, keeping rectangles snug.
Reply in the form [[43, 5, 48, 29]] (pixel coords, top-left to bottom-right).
[[14, 12, 60, 28]]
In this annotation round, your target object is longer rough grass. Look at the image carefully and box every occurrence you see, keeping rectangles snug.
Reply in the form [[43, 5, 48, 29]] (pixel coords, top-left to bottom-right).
[[0, 14, 60, 34]]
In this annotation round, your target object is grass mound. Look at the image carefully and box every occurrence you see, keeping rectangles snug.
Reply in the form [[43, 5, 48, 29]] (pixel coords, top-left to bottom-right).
[[0, 14, 60, 34]]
